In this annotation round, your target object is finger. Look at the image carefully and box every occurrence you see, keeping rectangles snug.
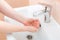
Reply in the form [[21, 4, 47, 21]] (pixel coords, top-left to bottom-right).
[[32, 20, 40, 28]]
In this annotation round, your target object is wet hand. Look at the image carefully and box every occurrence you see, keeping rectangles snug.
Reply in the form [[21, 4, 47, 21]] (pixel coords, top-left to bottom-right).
[[23, 19, 40, 28]]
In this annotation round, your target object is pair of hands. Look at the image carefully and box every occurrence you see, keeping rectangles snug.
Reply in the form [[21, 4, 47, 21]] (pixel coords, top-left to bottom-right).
[[23, 19, 40, 32]]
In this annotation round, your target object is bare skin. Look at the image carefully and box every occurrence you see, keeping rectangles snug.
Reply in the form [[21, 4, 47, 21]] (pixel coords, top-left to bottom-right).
[[0, 0, 60, 40], [0, 0, 40, 40]]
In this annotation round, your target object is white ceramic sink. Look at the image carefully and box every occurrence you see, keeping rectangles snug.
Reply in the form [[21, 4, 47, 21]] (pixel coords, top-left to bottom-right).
[[7, 35, 16, 40], [4, 4, 49, 40], [4, 4, 60, 40], [4, 4, 48, 40]]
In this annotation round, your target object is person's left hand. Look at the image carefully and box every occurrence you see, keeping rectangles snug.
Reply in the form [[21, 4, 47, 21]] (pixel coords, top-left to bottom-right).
[[23, 19, 40, 28]]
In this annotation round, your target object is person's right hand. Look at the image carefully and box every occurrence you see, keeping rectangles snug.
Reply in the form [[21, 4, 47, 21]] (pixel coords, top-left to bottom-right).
[[22, 19, 40, 28]]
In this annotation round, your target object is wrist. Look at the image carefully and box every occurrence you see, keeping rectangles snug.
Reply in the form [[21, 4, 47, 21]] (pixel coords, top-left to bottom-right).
[[19, 17, 27, 25]]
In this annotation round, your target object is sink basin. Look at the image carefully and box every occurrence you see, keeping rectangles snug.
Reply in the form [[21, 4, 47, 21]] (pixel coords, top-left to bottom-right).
[[4, 4, 50, 40], [7, 35, 16, 40]]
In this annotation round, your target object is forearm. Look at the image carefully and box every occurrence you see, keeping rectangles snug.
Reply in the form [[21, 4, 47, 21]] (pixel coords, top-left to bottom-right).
[[0, 0, 26, 24], [0, 21, 27, 33]]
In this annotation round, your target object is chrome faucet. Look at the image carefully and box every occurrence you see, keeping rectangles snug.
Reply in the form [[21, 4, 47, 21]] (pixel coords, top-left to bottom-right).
[[33, 6, 51, 23], [44, 6, 51, 23]]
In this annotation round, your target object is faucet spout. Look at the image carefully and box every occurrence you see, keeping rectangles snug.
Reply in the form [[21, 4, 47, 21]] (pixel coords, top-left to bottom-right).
[[44, 6, 51, 23], [33, 6, 51, 23]]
